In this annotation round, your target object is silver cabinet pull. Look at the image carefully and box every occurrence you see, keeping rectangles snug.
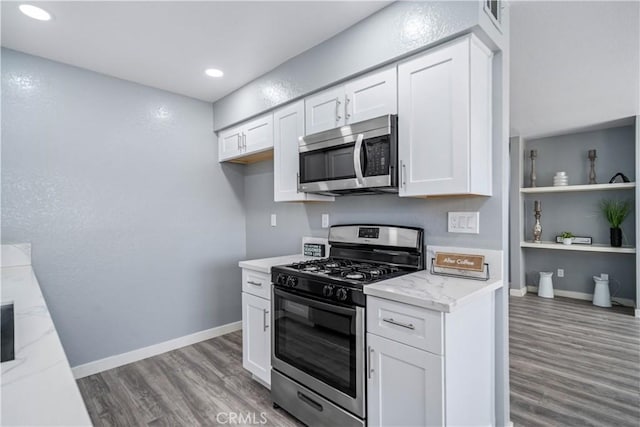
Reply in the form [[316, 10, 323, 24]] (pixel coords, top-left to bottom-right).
[[368, 346, 374, 379], [247, 280, 262, 287], [382, 317, 415, 330], [335, 98, 342, 122], [263, 309, 269, 331], [242, 133, 247, 150], [345, 95, 351, 120], [401, 161, 407, 188]]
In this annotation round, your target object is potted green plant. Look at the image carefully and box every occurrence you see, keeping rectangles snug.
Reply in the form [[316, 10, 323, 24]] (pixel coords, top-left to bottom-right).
[[560, 231, 575, 245], [600, 199, 632, 247]]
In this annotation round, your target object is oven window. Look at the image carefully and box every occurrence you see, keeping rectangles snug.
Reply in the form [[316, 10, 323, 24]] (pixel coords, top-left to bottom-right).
[[274, 291, 357, 397]]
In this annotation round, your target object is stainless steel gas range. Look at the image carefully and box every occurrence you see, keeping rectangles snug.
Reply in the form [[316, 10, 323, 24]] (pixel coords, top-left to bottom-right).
[[270, 224, 425, 427]]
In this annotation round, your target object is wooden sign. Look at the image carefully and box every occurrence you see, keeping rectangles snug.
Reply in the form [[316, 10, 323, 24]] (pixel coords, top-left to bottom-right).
[[434, 252, 485, 272]]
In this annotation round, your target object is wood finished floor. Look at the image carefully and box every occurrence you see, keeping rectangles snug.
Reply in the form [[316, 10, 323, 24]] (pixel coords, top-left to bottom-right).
[[77, 331, 302, 426], [510, 294, 640, 427], [78, 296, 640, 426]]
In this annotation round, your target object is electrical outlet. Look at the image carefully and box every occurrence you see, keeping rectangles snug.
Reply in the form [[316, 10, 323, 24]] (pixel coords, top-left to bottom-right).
[[557, 268, 564, 278], [321, 213, 330, 228], [270, 214, 277, 227], [601, 273, 609, 280], [448, 212, 480, 234]]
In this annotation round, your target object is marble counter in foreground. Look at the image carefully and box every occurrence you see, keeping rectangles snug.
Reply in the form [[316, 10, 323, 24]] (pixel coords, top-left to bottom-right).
[[364, 270, 503, 313], [1, 265, 92, 426], [239, 254, 316, 274]]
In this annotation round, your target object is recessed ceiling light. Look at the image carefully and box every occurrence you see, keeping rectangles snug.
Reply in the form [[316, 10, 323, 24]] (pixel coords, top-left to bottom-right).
[[205, 68, 224, 78], [19, 4, 52, 21]]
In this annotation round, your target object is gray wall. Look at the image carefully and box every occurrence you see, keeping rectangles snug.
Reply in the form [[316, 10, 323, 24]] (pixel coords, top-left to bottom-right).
[[244, 159, 503, 258], [1, 49, 246, 367], [521, 125, 636, 299], [213, 1, 485, 130]]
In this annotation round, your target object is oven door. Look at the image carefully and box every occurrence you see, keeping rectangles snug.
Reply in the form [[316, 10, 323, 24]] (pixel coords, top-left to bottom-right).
[[298, 133, 395, 194], [271, 287, 365, 418]]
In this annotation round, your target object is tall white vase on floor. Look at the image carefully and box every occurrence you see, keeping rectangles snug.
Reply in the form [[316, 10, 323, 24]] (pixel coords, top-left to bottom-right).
[[538, 272, 554, 298]]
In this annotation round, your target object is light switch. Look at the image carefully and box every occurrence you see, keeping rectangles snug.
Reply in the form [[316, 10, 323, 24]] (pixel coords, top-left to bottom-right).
[[270, 214, 277, 227], [448, 212, 480, 234], [321, 214, 330, 228]]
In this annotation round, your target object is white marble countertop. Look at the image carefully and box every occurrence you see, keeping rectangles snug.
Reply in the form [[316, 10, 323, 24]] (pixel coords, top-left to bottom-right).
[[364, 270, 503, 313], [238, 254, 316, 274], [1, 265, 92, 426]]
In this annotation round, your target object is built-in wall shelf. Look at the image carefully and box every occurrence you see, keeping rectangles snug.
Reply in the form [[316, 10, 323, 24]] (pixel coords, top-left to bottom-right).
[[521, 241, 636, 254], [509, 115, 639, 317], [520, 182, 636, 194]]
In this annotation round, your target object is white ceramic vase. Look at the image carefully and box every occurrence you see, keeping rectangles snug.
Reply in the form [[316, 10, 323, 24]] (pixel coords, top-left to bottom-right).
[[538, 272, 554, 298]]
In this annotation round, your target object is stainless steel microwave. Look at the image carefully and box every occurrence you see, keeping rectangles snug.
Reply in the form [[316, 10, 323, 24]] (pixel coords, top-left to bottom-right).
[[298, 114, 398, 196]]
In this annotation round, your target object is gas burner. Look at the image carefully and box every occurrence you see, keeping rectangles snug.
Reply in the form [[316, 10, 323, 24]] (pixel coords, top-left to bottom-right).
[[345, 272, 364, 280], [303, 266, 320, 272], [325, 262, 340, 268]]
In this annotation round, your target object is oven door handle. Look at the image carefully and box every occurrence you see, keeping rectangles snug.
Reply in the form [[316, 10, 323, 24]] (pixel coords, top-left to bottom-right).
[[353, 133, 365, 187], [274, 288, 356, 317]]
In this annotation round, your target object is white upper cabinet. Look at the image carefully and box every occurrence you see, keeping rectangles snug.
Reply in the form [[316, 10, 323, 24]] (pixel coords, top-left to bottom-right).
[[345, 66, 397, 125], [304, 66, 397, 135], [218, 126, 244, 162], [273, 101, 333, 202], [304, 86, 345, 135], [218, 113, 273, 162], [244, 114, 273, 153], [398, 34, 493, 197]]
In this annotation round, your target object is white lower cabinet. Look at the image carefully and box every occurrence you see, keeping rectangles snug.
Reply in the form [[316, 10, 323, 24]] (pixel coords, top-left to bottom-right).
[[367, 333, 443, 427], [366, 294, 495, 426], [242, 291, 271, 386]]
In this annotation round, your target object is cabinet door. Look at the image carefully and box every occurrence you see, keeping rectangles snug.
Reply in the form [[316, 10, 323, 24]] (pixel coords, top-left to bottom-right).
[[345, 66, 397, 124], [398, 36, 473, 197], [244, 114, 273, 154], [218, 126, 244, 162], [242, 293, 271, 386], [304, 86, 345, 135], [273, 102, 333, 202], [367, 333, 443, 427]]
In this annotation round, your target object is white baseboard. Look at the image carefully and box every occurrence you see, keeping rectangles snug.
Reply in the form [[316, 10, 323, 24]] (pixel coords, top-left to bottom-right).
[[509, 287, 527, 297], [635, 309, 640, 318], [72, 321, 242, 379], [526, 286, 635, 307]]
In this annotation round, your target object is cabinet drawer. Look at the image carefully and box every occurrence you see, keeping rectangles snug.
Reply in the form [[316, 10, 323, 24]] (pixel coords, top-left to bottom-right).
[[367, 296, 443, 355], [242, 269, 271, 299]]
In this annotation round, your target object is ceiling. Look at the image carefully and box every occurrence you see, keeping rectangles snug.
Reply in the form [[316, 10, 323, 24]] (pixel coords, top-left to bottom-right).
[[1, 1, 391, 103]]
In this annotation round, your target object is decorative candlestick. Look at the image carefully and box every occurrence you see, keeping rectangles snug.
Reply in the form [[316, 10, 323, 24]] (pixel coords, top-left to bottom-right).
[[588, 149, 597, 184], [530, 150, 537, 187], [533, 200, 542, 243]]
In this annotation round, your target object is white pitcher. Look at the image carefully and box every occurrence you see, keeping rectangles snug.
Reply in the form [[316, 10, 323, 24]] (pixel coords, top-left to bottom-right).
[[592, 276, 612, 308]]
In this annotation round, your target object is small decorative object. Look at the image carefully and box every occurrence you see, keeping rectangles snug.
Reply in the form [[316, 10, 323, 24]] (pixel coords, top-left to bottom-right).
[[431, 252, 490, 281], [529, 149, 537, 187], [588, 149, 597, 184], [538, 271, 554, 299], [553, 171, 568, 186], [592, 274, 612, 308], [555, 235, 592, 245], [608, 172, 631, 183], [533, 200, 542, 243], [560, 231, 575, 245], [600, 199, 632, 247]]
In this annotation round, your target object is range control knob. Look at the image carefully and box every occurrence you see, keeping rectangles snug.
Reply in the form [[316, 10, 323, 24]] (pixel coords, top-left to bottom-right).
[[322, 285, 334, 297], [276, 274, 286, 286], [336, 288, 348, 301], [286, 276, 298, 287]]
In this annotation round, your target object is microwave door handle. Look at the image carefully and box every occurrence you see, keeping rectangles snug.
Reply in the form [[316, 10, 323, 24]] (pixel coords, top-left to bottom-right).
[[353, 133, 365, 186]]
